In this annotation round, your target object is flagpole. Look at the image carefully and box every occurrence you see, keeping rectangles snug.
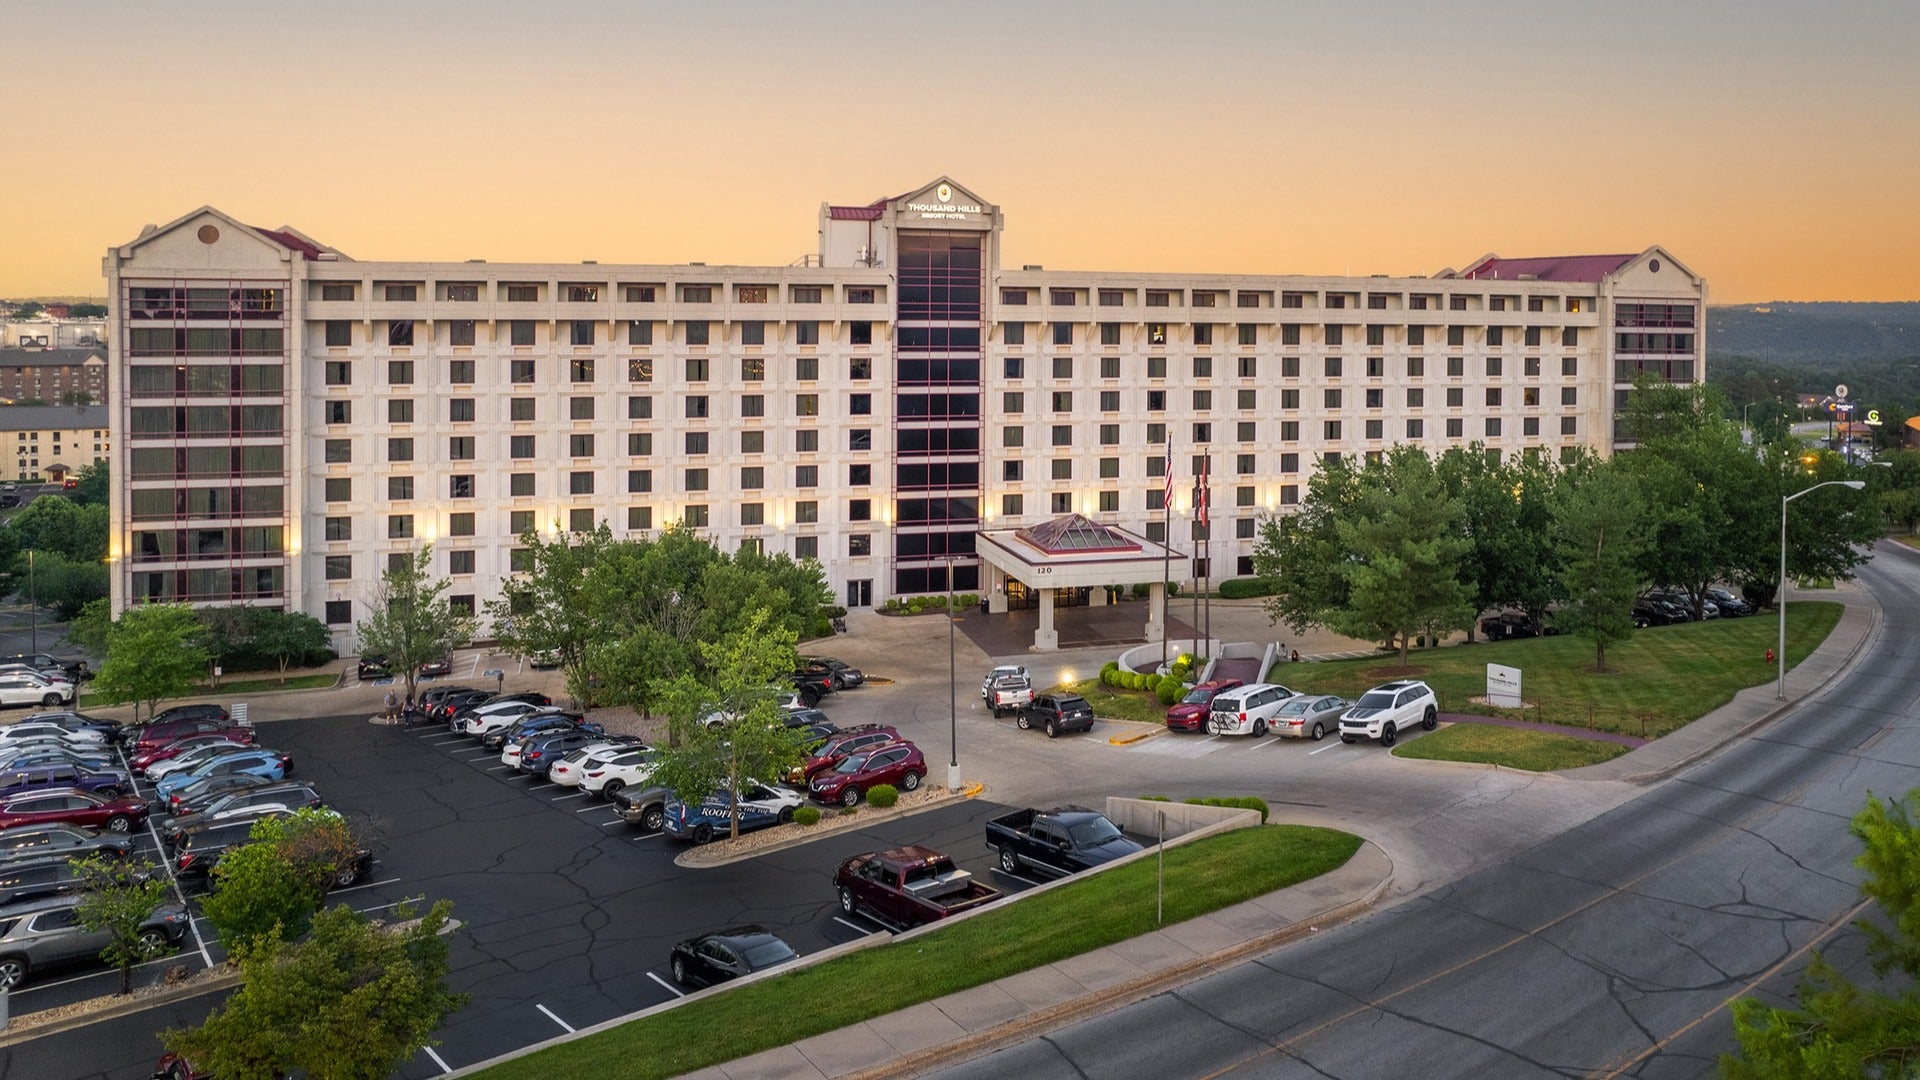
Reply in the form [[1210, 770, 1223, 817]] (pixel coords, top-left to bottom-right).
[[1161, 433, 1172, 668], [1203, 464, 1212, 656]]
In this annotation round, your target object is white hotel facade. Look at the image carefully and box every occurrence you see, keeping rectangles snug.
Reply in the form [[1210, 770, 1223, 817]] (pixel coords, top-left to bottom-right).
[[104, 177, 1706, 646]]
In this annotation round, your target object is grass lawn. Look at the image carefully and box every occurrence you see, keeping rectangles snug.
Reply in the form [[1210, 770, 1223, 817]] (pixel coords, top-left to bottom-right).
[[474, 824, 1362, 1080], [1894, 535, 1920, 551], [1393, 723, 1630, 771], [1048, 677, 1170, 725], [1267, 600, 1843, 740], [80, 671, 337, 706]]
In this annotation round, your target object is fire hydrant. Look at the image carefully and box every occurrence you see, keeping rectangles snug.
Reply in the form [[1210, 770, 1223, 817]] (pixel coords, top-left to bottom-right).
[[1765, 647, 1775, 666]]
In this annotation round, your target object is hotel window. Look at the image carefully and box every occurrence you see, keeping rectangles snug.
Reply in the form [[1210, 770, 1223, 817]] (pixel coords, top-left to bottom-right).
[[740, 321, 765, 346], [1236, 454, 1255, 475], [685, 396, 710, 419], [506, 285, 538, 302], [795, 464, 818, 488], [1099, 423, 1120, 444], [1325, 357, 1342, 378], [1281, 388, 1299, 410], [1523, 387, 1540, 407], [449, 436, 475, 460], [1051, 459, 1072, 481], [1099, 390, 1119, 411], [447, 359, 474, 384], [1447, 356, 1464, 378], [324, 361, 351, 386], [684, 468, 709, 492], [848, 499, 871, 522], [1487, 356, 1503, 377], [626, 395, 653, 421], [324, 439, 351, 464], [1048, 493, 1071, 514], [683, 505, 709, 528], [1447, 388, 1464, 407], [1366, 356, 1383, 378], [450, 398, 475, 422], [795, 321, 820, 345], [324, 321, 351, 347], [796, 394, 820, 416], [1146, 291, 1171, 308], [1562, 416, 1578, 435], [387, 437, 413, 462], [1004, 322, 1025, 346], [1485, 418, 1502, 437], [682, 285, 712, 303], [1194, 324, 1213, 347], [849, 428, 871, 450], [849, 463, 870, 486], [565, 472, 593, 496], [1003, 460, 1022, 482], [684, 358, 709, 383], [623, 469, 652, 494], [508, 398, 535, 421], [440, 319, 473, 347], [324, 478, 352, 503], [388, 399, 414, 423], [849, 357, 872, 380], [796, 357, 819, 380], [569, 433, 595, 457], [1407, 388, 1425, 408], [1407, 356, 1425, 378], [510, 360, 535, 383], [1280, 484, 1299, 505], [1237, 421, 1256, 442], [685, 432, 709, 454], [628, 320, 653, 345], [628, 357, 653, 382], [1052, 323, 1072, 346], [1563, 356, 1579, 376], [1193, 422, 1212, 443], [1052, 424, 1073, 446], [510, 435, 535, 459], [1001, 289, 1028, 305], [1366, 419, 1384, 439], [1193, 389, 1212, 411], [570, 358, 595, 383], [847, 287, 875, 304], [741, 394, 765, 418], [1147, 356, 1167, 379], [1325, 388, 1342, 409], [1324, 420, 1341, 439], [792, 286, 822, 303], [382, 283, 417, 302], [1523, 417, 1541, 437], [1524, 326, 1541, 348], [1193, 356, 1212, 378], [388, 514, 414, 539], [1147, 323, 1167, 345], [1147, 389, 1166, 411], [449, 475, 474, 499], [1447, 326, 1465, 347], [796, 430, 818, 452], [570, 320, 596, 346], [1003, 426, 1023, 448], [685, 321, 710, 346], [850, 321, 873, 346], [321, 283, 355, 301], [510, 510, 536, 533], [628, 433, 653, 455], [1325, 325, 1343, 346], [324, 555, 351, 581], [1366, 389, 1384, 409], [1053, 356, 1073, 379], [1051, 392, 1072, 413], [1003, 391, 1024, 413], [1406, 325, 1425, 348], [1098, 322, 1120, 345], [510, 320, 535, 346], [1562, 327, 1578, 348], [1238, 324, 1257, 347], [1277, 356, 1298, 379], [1147, 423, 1166, 447], [1367, 325, 1386, 347], [1561, 387, 1578, 406], [1281, 324, 1300, 346], [446, 512, 475, 537], [1487, 327, 1504, 347], [850, 393, 871, 415]]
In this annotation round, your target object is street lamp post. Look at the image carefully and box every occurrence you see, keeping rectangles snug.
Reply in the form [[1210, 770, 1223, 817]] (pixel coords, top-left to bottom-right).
[[1778, 479, 1864, 699], [947, 553, 961, 791]]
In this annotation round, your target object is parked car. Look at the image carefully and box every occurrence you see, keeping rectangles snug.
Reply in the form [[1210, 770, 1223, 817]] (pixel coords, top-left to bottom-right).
[[787, 725, 902, 784], [579, 746, 658, 799], [0, 856, 99, 906], [1478, 611, 1556, 641], [0, 762, 131, 799], [146, 741, 264, 782], [980, 665, 1034, 716], [783, 707, 831, 730], [486, 712, 596, 752], [0, 893, 188, 990], [1338, 680, 1439, 747], [1271, 694, 1351, 741], [800, 658, 864, 690], [985, 807, 1142, 877], [516, 728, 613, 778], [1018, 694, 1095, 738], [1, 653, 89, 683], [0, 732, 111, 763], [160, 783, 324, 842], [0, 670, 74, 708], [661, 783, 805, 844], [129, 713, 241, 755], [466, 702, 563, 741], [21, 711, 120, 741], [433, 690, 495, 723], [787, 668, 834, 707], [0, 722, 106, 748], [669, 926, 798, 987], [0, 788, 151, 833], [137, 705, 231, 740], [808, 741, 927, 806], [356, 655, 392, 680], [1649, 588, 1717, 620], [153, 749, 292, 798], [528, 650, 562, 670], [0, 746, 116, 776], [416, 656, 453, 678], [163, 772, 283, 816], [171, 814, 293, 883], [1705, 586, 1755, 617], [1206, 683, 1297, 737], [0, 823, 135, 863], [1165, 679, 1243, 733], [419, 684, 478, 708], [547, 739, 643, 788], [130, 732, 254, 775], [833, 846, 1000, 928], [612, 784, 671, 832], [1632, 597, 1690, 627]]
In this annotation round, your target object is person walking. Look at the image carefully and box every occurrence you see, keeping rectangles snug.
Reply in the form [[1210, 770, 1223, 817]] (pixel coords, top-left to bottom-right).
[[383, 689, 399, 722]]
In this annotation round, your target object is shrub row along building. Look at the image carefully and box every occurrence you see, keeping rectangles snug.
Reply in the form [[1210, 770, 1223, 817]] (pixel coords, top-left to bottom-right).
[[104, 177, 1705, 647]]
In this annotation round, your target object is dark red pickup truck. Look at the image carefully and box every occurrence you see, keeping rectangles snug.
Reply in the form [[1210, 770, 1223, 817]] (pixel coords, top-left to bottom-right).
[[833, 846, 1000, 929]]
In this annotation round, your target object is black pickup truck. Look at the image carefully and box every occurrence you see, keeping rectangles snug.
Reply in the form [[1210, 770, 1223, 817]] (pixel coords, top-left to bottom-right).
[[984, 806, 1144, 878]]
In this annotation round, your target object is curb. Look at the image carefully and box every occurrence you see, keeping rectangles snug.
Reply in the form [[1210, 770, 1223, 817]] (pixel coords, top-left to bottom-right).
[[839, 841, 1395, 1080], [673, 788, 970, 869], [1107, 728, 1159, 746], [1389, 750, 1574, 779], [0, 967, 242, 1048]]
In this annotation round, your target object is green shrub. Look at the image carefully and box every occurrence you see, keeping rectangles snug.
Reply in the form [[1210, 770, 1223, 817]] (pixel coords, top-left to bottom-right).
[[825, 606, 849, 619], [793, 806, 822, 826], [1182, 796, 1270, 823], [839, 806, 858, 816], [1100, 661, 1120, 686], [1139, 794, 1171, 802], [1217, 577, 1278, 600], [1156, 678, 1184, 706], [866, 784, 899, 809], [1128, 672, 1149, 691]]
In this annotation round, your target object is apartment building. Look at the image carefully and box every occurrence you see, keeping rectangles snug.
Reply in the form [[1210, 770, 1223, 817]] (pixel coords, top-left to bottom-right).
[[0, 346, 108, 404], [0, 404, 109, 482], [104, 178, 1706, 644]]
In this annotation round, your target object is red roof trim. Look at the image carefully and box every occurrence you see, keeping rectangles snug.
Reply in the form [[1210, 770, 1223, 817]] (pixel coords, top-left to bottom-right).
[[249, 226, 324, 259], [1460, 253, 1638, 284], [828, 206, 884, 221]]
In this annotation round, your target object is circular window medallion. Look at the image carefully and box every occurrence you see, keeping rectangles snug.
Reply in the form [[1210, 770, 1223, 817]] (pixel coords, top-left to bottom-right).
[[197, 224, 220, 245], [936, 184, 953, 204], [1648, 258, 1660, 273]]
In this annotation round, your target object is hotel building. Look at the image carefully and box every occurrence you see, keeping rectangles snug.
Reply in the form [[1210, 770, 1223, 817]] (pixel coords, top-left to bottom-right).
[[103, 178, 1705, 647]]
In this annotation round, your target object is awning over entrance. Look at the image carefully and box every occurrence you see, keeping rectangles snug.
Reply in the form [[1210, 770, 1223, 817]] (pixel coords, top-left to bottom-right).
[[974, 514, 1184, 651]]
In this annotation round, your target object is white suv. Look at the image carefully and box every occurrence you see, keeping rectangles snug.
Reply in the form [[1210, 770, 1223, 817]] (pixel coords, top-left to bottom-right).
[[0, 672, 74, 709], [1338, 681, 1438, 747], [1206, 683, 1296, 737]]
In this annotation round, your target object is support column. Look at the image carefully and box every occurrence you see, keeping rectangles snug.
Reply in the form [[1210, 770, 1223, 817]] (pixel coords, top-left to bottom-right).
[[1144, 580, 1166, 643], [987, 565, 1009, 614], [1034, 587, 1059, 651]]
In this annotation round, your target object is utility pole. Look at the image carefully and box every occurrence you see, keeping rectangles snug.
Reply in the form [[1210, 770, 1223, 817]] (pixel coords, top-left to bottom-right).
[[27, 549, 36, 654]]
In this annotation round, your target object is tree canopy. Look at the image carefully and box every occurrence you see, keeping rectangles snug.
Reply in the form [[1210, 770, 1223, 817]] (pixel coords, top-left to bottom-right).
[[355, 545, 475, 704], [92, 603, 210, 721]]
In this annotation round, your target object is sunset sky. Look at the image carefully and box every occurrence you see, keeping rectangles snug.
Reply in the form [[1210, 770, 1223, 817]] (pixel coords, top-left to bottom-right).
[[4, 1, 1917, 302]]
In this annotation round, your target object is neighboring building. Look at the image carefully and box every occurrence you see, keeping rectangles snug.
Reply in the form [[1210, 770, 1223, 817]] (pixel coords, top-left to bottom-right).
[[103, 179, 1707, 644], [0, 346, 108, 404], [0, 404, 110, 482], [2, 319, 108, 349]]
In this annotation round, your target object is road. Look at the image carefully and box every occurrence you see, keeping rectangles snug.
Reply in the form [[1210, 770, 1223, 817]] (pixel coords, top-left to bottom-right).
[[927, 544, 1920, 1079]]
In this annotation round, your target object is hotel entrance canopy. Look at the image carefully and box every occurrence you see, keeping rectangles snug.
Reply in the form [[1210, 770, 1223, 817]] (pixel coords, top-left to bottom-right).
[[973, 514, 1183, 651]]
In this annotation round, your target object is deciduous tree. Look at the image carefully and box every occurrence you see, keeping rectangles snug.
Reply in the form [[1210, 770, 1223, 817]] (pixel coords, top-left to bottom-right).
[[1551, 463, 1648, 671], [71, 853, 174, 994], [1327, 447, 1476, 666], [355, 545, 475, 706], [201, 809, 364, 955], [92, 603, 210, 722]]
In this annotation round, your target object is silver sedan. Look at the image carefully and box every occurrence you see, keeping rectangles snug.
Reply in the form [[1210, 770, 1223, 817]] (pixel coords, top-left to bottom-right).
[[1271, 694, 1350, 741]]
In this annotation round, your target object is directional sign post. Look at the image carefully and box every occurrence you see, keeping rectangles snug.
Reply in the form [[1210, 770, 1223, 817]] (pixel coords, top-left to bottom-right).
[[483, 668, 505, 693]]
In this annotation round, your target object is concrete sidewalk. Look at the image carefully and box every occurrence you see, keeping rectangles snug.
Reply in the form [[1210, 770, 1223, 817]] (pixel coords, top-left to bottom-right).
[[1562, 583, 1879, 784], [677, 842, 1393, 1080]]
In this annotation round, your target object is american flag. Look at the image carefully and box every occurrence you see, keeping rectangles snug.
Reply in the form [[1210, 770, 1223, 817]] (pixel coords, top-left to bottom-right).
[[1197, 458, 1209, 527], [1163, 438, 1174, 511]]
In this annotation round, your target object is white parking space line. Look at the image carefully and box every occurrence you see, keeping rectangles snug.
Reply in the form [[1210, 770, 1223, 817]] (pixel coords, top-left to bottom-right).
[[598, 818, 627, 827], [577, 803, 616, 814], [1308, 742, 1342, 755], [630, 832, 662, 841], [486, 765, 515, 772], [425, 737, 467, 746], [329, 876, 402, 895], [140, 812, 212, 968], [9, 952, 199, 996], [528, 783, 556, 791], [998, 871, 1044, 888], [1252, 737, 1284, 749], [457, 749, 495, 758], [409, 728, 443, 737], [535, 1004, 575, 1033], [552, 792, 587, 802], [422, 1047, 453, 1075], [354, 894, 425, 915], [647, 971, 686, 998], [832, 916, 875, 934]]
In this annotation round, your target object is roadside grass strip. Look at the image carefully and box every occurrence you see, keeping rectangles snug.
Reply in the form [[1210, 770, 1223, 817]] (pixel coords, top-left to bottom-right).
[[1048, 678, 1175, 726], [472, 824, 1362, 1080], [1267, 600, 1843, 740], [1393, 723, 1629, 771]]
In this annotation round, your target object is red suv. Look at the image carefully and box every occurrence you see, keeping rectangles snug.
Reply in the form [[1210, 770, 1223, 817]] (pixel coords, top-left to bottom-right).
[[1165, 679, 1243, 732], [0, 788, 151, 833], [131, 714, 237, 754], [129, 731, 255, 774], [808, 742, 926, 806], [787, 725, 901, 784]]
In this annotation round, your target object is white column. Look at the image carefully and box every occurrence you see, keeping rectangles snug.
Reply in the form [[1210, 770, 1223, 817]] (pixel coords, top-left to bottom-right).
[[1034, 586, 1059, 650], [1144, 580, 1166, 642], [987, 565, 1009, 614]]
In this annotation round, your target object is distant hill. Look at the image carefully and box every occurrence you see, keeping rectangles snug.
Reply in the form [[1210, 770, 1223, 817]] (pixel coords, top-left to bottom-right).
[[1708, 302, 1920, 365]]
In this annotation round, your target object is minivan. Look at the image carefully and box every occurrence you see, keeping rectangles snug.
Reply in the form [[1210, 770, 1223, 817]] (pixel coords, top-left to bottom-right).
[[1207, 683, 1297, 737]]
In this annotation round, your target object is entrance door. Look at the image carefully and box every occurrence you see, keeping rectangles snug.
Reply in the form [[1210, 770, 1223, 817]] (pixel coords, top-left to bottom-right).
[[846, 579, 873, 608]]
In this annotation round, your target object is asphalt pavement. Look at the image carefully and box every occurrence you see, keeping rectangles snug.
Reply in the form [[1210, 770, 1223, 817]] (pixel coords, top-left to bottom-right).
[[917, 542, 1920, 1079]]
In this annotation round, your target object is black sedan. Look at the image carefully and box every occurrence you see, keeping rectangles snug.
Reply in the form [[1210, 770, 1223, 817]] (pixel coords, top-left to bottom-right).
[[669, 926, 799, 987]]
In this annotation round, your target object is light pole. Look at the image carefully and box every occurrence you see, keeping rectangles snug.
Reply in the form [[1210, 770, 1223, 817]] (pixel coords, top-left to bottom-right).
[[1778, 479, 1864, 699], [947, 553, 960, 791]]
